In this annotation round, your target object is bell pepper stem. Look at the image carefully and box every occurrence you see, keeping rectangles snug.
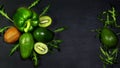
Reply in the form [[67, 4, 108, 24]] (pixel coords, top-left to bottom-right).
[[24, 20, 31, 32]]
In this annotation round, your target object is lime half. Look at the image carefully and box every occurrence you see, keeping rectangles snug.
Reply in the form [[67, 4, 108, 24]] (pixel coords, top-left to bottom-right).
[[39, 16, 52, 27], [34, 42, 48, 55]]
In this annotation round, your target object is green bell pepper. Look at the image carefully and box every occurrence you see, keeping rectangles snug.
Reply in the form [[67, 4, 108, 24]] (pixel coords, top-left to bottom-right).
[[13, 7, 39, 32]]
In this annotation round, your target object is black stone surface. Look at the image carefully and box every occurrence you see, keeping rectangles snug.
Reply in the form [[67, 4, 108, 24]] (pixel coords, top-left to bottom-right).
[[0, 0, 120, 68]]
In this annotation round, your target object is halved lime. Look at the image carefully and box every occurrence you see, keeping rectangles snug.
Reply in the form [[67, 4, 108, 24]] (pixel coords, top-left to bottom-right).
[[34, 42, 48, 55], [39, 16, 52, 27]]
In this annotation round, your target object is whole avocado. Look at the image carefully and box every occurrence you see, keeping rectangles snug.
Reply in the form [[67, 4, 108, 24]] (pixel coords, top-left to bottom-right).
[[33, 27, 54, 43], [100, 27, 118, 48]]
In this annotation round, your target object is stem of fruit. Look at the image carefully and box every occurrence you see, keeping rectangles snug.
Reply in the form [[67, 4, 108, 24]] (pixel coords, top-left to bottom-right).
[[24, 19, 31, 32]]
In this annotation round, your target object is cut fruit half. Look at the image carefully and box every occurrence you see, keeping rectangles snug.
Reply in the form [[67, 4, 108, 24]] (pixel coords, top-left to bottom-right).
[[34, 42, 48, 55], [39, 16, 52, 27]]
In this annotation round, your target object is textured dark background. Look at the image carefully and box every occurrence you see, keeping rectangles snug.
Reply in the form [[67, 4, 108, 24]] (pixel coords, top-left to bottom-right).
[[0, 0, 120, 68]]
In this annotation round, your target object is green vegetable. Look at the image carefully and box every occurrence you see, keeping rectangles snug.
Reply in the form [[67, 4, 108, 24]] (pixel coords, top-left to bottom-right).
[[19, 33, 34, 59], [0, 5, 13, 22], [32, 51, 38, 67], [54, 27, 66, 33], [98, 7, 120, 28], [47, 40, 63, 50], [100, 27, 118, 48], [9, 44, 19, 56], [0, 26, 10, 34], [33, 27, 54, 42], [99, 47, 118, 65], [34, 42, 48, 55], [28, 0, 40, 9], [39, 5, 50, 17], [13, 7, 39, 32], [95, 7, 120, 68], [39, 16, 52, 27]]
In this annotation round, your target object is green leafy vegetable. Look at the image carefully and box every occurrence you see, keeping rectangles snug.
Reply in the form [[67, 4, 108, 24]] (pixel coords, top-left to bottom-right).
[[0, 5, 13, 22], [54, 27, 66, 33], [94, 7, 120, 68], [111, 48, 118, 55], [98, 7, 120, 28], [28, 0, 40, 9], [0, 26, 10, 34], [100, 47, 108, 57], [32, 51, 38, 67], [47, 39, 63, 52], [9, 44, 19, 56], [39, 5, 50, 17], [0, 0, 65, 67]]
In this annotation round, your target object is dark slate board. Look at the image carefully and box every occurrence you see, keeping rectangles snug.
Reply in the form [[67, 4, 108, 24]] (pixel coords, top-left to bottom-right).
[[0, 0, 120, 68]]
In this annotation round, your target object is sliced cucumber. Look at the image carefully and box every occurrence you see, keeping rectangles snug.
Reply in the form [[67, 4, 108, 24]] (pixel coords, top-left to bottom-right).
[[39, 16, 52, 27], [34, 42, 48, 55]]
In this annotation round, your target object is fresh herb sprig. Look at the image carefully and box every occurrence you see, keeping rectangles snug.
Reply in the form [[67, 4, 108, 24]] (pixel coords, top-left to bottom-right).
[[99, 46, 118, 65], [39, 5, 50, 17], [28, 0, 40, 9], [0, 5, 13, 22], [9, 44, 19, 56]]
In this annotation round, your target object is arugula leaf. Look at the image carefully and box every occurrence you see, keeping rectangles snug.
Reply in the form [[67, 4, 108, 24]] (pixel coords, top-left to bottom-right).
[[9, 44, 19, 56], [100, 47, 109, 57], [99, 55, 109, 65], [54, 27, 66, 33], [0, 26, 10, 34], [0, 5, 13, 22], [39, 5, 50, 17], [32, 51, 38, 67], [47, 39, 63, 52], [112, 48, 118, 55], [28, 0, 40, 9]]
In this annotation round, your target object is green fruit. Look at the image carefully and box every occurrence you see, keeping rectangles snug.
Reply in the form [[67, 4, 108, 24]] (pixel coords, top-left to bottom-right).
[[33, 28, 54, 42], [39, 16, 52, 27], [34, 42, 48, 55], [19, 33, 34, 59], [100, 27, 118, 48]]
